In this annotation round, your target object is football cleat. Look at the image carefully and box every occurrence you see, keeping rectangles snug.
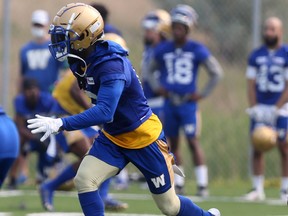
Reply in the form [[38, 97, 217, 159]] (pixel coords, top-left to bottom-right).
[[208, 208, 221, 216], [104, 198, 128, 211], [39, 184, 54, 211], [196, 186, 209, 198], [243, 189, 265, 201]]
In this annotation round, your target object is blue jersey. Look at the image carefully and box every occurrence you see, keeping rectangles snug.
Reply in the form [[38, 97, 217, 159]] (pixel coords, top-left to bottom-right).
[[154, 40, 210, 95], [246, 45, 288, 105], [20, 40, 63, 92], [82, 41, 151, 135], [14, 92, 56, 119], [104, 24, 122, 36], [141, 45, 157, 99]]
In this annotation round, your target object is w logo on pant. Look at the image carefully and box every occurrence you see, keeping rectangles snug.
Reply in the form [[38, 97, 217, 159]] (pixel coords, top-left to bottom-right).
[[151, 174, 166, 188]]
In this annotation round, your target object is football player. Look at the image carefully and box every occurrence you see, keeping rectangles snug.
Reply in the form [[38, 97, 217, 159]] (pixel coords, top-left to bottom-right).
[[245, 17, 288, 201], [27, 3, 220, 216], [20, 10, 64, 92], [39, 39, 128, 211], [8, 79, 57, 188], [149, 5, 223, 196], [141, 9, 171, 119], [0, 106, 19, 188]]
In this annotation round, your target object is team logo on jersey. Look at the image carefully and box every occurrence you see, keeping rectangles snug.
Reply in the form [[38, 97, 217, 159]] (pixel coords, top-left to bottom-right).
[[86, 77, 95, 85], [151, 174, 166, 188]]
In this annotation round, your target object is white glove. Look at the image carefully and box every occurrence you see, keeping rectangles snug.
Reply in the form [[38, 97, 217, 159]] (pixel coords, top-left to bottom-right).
[[27, 114, 63, 142], [246, 105, 278, 124], [246, 105, 265, 122]]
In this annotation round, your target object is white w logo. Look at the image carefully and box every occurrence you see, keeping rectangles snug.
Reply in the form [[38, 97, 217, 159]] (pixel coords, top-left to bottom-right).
[[151, 174, 166, 188], [27, 49, 51, 70]]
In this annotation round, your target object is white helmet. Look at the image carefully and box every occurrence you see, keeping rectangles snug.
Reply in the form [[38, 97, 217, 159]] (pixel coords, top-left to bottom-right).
[[170, 4, 198, 28]]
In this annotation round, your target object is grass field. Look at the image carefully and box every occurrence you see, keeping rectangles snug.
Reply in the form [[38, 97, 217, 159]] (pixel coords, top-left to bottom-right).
[[1, 180, 287, 216]]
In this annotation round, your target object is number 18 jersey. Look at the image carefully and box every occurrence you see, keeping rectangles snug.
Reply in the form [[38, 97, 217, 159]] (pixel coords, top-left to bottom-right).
[[153, 40, 210, 95], [246, 45, 288, 105]]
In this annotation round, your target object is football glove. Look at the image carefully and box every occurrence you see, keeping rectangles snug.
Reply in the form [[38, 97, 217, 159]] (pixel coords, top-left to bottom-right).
[[27, 114, 63, 142]]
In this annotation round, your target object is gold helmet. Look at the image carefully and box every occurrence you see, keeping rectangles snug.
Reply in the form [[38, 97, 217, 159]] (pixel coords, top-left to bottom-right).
[[103, 33, 128, 50], [142, 9, 171, 38], [49, 3, 104, 61], [252, 126, 277, 152]]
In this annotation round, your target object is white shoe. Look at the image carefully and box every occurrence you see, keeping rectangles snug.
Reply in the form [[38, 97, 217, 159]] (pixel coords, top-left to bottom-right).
[[244, 189, 265, 201], [280, 190, 288, 204], [208, 208, 221, 216]]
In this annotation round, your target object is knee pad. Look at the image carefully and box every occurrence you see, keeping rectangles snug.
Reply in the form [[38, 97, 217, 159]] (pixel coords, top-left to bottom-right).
[[74, 155, 119, 194], [152, 188, 180, 216]]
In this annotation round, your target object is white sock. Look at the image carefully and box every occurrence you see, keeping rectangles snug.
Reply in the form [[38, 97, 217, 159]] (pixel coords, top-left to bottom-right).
[[195, 165, 208, 187], [174, 166, 185, 187], [281, 177, 288, 191], [252, 175, 264, 193], [117, 168, 129, 184]]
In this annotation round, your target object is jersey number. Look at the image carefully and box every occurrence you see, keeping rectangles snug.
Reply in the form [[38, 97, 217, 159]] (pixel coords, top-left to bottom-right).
[[164, 54, 193, 85], [257, 65, 285, 92]]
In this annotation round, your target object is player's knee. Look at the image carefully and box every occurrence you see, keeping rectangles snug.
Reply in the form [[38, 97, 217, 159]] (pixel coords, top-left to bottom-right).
[[74, 167, 99, 194], [158, 198, 180, 215], [153, 189, 180, 216]]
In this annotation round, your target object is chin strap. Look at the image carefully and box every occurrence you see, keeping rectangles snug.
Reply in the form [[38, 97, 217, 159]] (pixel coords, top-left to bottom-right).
[[67, 53, 87, 77]]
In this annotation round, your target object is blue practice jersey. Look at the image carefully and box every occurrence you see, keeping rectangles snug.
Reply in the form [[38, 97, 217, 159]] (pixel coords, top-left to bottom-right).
[[20, 40, 63, 92], [246, 45, 288, 105], [154, 40, 210, 95], [70, 41, 152, 135], [14, 92, 56, 119], [141, 45, 158, 99], [104, 24, 122, 36]]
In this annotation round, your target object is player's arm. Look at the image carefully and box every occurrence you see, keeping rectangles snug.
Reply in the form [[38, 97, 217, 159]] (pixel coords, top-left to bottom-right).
[[246, 65, 257, 107], [70, 79, 91, 110], [199, 56, 223, 99], [147, 59, 168, 97], [275, 79, 288, 108], [27, 79, 125, 141], [15, 114, 36, 141]]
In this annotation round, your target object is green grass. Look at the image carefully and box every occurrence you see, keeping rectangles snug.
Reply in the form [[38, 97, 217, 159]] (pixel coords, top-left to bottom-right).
[[1, 180, 287, 216]]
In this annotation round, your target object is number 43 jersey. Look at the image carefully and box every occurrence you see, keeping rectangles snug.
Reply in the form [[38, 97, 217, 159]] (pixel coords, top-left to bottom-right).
[[153, 40, 210, 95], [246, 45, 288, 105]]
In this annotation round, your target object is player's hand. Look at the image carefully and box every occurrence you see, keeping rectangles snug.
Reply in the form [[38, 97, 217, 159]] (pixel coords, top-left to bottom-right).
[[27, 114, 63, 142], [246, 105, 265, 121], [188, 93, 203, 102]]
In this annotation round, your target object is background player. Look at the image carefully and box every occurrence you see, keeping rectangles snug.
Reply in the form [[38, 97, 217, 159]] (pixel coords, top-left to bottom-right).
[[245, 17, 288, 201], [90, 3, 122, 36], [150, 5, 223, 196], [19, 10, 64, 92], [27, 3, 220, 216], [0, 106, 19, 188], [141, 9, 171, 120], [8, 79, 57, 188]]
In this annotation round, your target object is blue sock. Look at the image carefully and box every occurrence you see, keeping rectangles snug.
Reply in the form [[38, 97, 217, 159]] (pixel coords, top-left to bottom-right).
[[78, 190, 104, 216], [45, 165, 76, 190], [99, 178, 111, 201], [177, 195, 212, 216]]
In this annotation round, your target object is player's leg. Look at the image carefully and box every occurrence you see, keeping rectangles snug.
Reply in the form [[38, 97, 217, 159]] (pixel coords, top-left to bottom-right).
[[0, 158, 16, 188], [245, 120, 265, 201], [40, 131, 91, 211], [8, 138, 28, 189], [74, 134, 127, 216], [163, 101, 183, 193], [276, 115, 288, 201], [180, 105, 208, 196], [126, 135, 220, 216]]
